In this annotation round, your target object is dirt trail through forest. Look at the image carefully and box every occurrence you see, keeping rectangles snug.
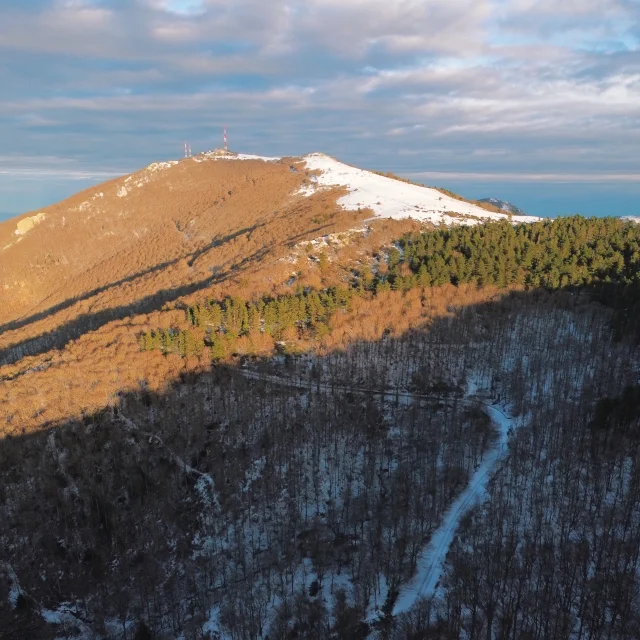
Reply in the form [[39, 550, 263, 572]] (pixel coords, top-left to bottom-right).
[[239, 368, 475, 406]]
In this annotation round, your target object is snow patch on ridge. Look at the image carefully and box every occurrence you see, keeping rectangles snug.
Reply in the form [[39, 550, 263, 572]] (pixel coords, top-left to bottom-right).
[[300, 153, 541, 226], [15, 212, 46, 235], [392, 378, 518, 617], [213, 152, 281, 162], [193, 151, 281, 163], [117, 161, 179, 197], [147, 161, 179, 172], [234, 153, 281, 162]]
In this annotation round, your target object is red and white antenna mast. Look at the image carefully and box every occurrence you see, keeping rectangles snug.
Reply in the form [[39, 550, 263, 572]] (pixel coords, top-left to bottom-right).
[[223, 125, 228, 152]]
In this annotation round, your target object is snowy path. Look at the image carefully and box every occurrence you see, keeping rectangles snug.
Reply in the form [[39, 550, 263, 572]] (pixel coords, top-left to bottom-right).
[[238, 369, 517, 621], [392, 402, 514, 616]]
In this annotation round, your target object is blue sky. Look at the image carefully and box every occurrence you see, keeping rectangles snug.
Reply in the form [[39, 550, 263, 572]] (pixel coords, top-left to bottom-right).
[[1, 0, 639, 219]]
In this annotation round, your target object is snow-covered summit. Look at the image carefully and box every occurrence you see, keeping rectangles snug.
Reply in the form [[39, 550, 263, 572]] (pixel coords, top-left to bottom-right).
[[223, 153, 281, 162], [196, 150, 281, 162], [299, 153, 541, 226], [622, 216, 640, 223], [190, 149, 543, 226]]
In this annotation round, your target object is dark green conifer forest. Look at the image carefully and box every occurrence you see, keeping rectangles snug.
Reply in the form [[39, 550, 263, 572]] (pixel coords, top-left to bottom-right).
[[398, 216, 640, 290]]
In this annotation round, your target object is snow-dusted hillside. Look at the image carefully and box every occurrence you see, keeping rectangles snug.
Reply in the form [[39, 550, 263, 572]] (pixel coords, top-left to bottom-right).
[[622, 216, 640, 223], [300, 153, 541, 225]]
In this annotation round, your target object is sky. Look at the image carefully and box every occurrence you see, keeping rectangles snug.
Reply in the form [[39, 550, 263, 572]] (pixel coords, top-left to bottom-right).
[[1, 0, 639, 219]]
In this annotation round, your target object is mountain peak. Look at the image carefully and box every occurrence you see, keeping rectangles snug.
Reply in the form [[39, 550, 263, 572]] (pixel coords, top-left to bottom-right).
[[478, 197, 527, 215]]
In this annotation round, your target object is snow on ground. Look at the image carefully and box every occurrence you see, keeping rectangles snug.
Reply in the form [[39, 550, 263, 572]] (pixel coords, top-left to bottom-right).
[[3, 562, 119, 639], [392, 381, 517, 617], [300, 153, 541, 226], [196, 152, 281, 162], [365, 574, 390, 623], [255, 560, 357, 638], [242, 456, 267, 493], [4, 563, 21, 608], [39, 602, 104, 639], [234, 153, 281, 161], [116, 161, 179, 197], [146, 161, 179, 172], [202, 605, 229, 639]]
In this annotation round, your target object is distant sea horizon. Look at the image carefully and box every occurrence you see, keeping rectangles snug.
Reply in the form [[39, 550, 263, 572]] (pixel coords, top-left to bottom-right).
[[2, 178, 640, 222], [428, 180, 640, 220]]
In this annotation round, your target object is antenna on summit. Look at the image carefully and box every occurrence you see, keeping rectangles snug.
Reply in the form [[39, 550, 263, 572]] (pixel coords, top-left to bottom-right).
[[184, 142, 192, 158], [223, 125, 228, 153]]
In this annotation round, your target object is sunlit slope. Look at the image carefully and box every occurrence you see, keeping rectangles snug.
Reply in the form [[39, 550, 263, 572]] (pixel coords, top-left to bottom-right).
[[0, 152, 539, 332], [0, 159, 296, 320], [0, 150, 544, 383], [0, 155, 379, 367]]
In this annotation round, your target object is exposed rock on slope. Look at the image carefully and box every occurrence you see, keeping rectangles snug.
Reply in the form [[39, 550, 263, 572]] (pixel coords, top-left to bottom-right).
[[14, 212, 46, 235]]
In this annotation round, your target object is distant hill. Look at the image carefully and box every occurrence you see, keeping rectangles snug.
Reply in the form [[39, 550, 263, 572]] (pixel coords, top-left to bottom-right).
[[478, 197, 527, 215]]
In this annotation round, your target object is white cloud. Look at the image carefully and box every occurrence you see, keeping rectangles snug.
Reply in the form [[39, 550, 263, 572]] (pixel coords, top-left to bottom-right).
[[0, 167, 122, 180], [1, 0, 640, 210]]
